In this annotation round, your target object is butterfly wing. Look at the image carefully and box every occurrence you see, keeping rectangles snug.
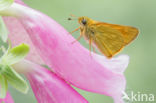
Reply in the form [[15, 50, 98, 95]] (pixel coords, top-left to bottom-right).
[[89, 24, 125, 58], [96, 22, 139, 45]]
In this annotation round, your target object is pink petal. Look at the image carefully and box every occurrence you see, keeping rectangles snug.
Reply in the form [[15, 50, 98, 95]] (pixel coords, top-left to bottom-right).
[[3, 0, 44, 64], [4, 2, 129, 103], [14, 0, 25, 5], [14, 60, 88, 103], [3, 17, 44, 64], [0, 92, 14, 103]]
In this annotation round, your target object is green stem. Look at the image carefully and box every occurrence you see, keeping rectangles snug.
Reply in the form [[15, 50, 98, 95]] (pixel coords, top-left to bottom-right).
[[0, 75, 8, 99]]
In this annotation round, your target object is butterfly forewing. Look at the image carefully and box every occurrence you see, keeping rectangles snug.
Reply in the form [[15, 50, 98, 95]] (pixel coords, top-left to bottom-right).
[[96, 22, 139, 45], [91, 24, 124, 58]]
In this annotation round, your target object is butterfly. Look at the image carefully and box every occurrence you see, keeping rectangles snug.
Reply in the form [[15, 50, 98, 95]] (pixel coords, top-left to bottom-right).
[[69, 16, 139, 58]]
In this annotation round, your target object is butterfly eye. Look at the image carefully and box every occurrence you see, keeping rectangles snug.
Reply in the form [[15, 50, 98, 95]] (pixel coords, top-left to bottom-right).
[[82, 19, 87, 25]]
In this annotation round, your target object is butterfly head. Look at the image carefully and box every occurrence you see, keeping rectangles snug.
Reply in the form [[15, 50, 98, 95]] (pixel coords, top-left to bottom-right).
[[78, 16, 92, 26]]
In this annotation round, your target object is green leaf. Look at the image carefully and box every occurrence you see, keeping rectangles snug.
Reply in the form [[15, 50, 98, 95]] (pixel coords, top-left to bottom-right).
[[0, 74, 8, 99], [1, 65, 28, 93], [0, 16, 8, 42], [0, 0, 14, 11], [2, 43, 30, 65]]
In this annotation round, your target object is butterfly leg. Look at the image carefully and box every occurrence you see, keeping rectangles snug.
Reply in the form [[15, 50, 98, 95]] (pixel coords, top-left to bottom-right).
[[89, 39, 92, 56], [70, 27, 80, 34], [92, 45, 96, 53], [71, 34, 83, 44]]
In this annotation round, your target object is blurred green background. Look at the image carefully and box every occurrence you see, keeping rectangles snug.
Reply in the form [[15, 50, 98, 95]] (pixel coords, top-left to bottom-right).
[[3, 0, 156, 103]]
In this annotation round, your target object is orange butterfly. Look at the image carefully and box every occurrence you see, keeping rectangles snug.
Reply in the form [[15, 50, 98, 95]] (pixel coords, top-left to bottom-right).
[[69, 16, 139, 58]]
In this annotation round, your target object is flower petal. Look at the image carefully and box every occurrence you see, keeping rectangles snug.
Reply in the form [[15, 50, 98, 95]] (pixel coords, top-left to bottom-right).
[[13, 60, 88, 103], [3, 17, 44, 64]]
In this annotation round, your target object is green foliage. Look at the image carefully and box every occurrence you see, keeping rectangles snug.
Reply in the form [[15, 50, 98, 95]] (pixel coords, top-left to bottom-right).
[[0, 16, 8, 42], [2, 43, 30, 65], [0, 75, 8, 99], [0, 43, 30, 98], [1, 65, 28, 94]]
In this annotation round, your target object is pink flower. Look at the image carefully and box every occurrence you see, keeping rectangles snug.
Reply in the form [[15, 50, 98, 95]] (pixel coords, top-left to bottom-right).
[[1, 0, 129, 103], [0, 92, 14, 103], [13, 60, 88, 103]]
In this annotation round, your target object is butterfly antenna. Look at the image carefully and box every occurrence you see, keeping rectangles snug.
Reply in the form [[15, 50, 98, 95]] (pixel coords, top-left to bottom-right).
[[70, 14, 77, 17]]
